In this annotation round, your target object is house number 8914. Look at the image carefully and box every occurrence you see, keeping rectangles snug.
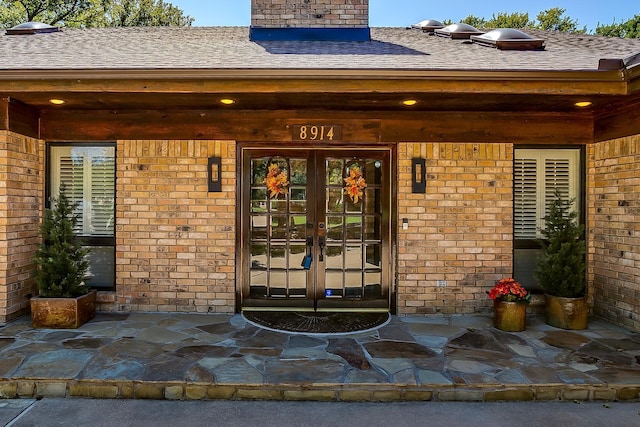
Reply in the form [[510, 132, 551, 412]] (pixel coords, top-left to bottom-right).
[[292, 125, 342, 141]]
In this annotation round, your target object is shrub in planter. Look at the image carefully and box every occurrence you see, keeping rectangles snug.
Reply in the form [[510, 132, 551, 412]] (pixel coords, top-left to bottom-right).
[[534, 190, 587, 329], [31, 189, 94, 328]]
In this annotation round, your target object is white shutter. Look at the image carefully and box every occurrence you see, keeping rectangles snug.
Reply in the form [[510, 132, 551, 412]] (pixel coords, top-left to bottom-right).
[[515, 149, 580, 239], [514, 158, 538, 239], [544, 157, 572, 218], [54, 151, 85, 233], [88, 155, 115, 235]]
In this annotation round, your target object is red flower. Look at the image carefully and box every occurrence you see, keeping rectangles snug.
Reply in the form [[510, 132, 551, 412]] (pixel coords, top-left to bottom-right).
[[487, 278, 530, 303]]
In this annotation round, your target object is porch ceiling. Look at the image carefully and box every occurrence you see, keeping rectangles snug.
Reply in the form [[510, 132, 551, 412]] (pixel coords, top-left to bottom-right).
[[3, 89, 637, 116]]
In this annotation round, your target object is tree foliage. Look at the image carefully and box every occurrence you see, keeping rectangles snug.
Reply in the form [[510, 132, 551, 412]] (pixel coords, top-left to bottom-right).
[[33, 189, 91, 298], [596, 14, 640, 38], [457, 6, 640, 37], [534, 7, 585, 33], [0, 0, 193, 28], [534, 191, 586, 298]]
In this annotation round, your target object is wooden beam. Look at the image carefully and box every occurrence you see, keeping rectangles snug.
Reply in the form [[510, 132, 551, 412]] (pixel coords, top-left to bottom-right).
[[40, 109, 592, 145], [382, 111, 593, 144], [595, 104, 640, 142], [8, 98, 39, 138], [0, 97, 7, 130], [0, 97, 39, 137]]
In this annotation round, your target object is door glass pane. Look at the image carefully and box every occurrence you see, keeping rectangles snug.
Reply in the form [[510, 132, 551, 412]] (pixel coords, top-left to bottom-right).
[[251, 216, 268, 240], [364, 216, 380, 241], [270, 216, 288, 239], [366, 244, 382, 268], [327, 216, 343, 241], [326, 160, 343, 185], [289, 270, 307, 297], [327, 188, 344, 213], [325, 245, 343, 269], [346, 271, 362, 288], [345, 245, 362, 269], [346, 216, 362, 240], [251, 244, 267, 270]]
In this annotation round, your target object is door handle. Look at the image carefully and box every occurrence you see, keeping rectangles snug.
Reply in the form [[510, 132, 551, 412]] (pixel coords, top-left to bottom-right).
[[318, 236, 325, 262]]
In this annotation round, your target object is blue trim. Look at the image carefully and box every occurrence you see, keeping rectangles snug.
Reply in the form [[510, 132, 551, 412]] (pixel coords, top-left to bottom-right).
[[250, 27, 371, 42]]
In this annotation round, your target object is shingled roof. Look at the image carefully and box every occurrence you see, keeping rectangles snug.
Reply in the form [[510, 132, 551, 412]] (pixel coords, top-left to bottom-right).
[[2, 26, 640, 72]]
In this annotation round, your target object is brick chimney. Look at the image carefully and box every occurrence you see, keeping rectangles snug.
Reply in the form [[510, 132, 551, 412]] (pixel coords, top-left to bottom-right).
[[250, 0, 370, 41]]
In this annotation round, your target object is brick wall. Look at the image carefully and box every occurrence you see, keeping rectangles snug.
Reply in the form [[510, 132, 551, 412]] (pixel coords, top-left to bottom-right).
[[397, 143, 514, 315], [251, 0, 369, 28], [114, 140, 236, 314], [590, 136, 640, 330], [0, 131, 41, 324]]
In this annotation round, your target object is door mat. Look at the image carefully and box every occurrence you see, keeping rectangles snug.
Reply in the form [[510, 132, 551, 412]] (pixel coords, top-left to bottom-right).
[[242, 311, 390, 335]]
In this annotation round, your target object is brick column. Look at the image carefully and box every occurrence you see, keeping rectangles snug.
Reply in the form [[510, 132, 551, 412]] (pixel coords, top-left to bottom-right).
[[0, 131, 42, 324], [590, 135, 640, 330]]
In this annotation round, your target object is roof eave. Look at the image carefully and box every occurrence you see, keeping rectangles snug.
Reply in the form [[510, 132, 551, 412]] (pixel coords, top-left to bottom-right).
[[0, 68, 630, 96]]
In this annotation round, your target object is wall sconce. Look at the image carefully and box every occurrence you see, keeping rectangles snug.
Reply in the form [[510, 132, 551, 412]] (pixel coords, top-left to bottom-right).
[[208, 157, 222, 192], [411, 158, 426, 193]]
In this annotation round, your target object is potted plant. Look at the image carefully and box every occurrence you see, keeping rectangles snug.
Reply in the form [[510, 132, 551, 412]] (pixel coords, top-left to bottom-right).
[[534, 190, 587, 330], [30, 189, 96, 328], [488, 277, 530, 331]]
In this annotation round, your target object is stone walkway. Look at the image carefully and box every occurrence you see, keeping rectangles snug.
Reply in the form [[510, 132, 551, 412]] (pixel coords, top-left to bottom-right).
[[1, 312, 640, 402]]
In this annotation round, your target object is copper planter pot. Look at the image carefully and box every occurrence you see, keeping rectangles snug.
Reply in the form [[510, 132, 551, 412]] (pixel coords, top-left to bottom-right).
[[493, 300, 526, 332], [30, 290, 97, 329], [544, 294, 588, 330]]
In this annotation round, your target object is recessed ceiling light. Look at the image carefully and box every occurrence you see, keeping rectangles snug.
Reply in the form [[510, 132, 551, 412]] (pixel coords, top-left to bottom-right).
[[49, 99, 65, 105], [220, 98, 235, 105], [402, 99, 418, 106], [575, 101, 592, 108]]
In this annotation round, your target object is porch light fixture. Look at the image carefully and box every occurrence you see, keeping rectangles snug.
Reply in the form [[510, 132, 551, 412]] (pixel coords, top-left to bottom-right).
[[208, 156, 222, 192], [575, 101, 592, 108], [49, 99, 65, 105], [220, 98, 235, 105], [411, 158, 427, 193], [402, 99, 418, 107]]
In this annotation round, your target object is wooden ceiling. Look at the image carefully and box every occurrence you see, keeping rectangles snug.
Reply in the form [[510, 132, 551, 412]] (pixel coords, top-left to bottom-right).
[[4, 90, 636, 115]]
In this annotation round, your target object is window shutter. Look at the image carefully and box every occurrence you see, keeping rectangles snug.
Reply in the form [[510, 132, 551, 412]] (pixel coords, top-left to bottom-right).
[[89, 155, 115, 236], [514, 158, 538, 239], [58, 154, 85, 233], [544, 157, 572, 217]]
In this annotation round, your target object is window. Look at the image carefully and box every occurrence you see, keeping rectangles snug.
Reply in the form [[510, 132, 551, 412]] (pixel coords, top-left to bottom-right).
[[49, 145, 116, 290], [514, 148, 581, 288]]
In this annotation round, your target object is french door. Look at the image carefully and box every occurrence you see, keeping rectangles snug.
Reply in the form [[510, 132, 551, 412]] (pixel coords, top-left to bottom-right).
[[240, 148, 392, 312]]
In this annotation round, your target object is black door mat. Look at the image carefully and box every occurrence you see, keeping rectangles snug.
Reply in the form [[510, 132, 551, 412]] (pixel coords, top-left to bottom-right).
[[242, 311, 390, 335]]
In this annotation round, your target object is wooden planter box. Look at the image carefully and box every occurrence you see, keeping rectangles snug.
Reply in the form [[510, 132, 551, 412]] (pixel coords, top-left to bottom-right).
[[30, 290, 97, 329]]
